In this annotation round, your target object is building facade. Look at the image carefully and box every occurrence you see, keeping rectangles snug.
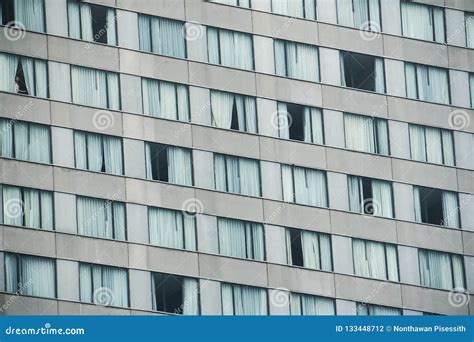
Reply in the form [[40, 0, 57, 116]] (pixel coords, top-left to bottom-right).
[[0, 0, 473, 316]]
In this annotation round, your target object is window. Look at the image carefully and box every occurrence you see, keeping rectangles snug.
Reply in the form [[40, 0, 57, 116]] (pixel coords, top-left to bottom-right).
[[401, 1, 445, 43], [1, 184, 53, 230], [281, 164, 328, 207], [71, 65, 120, 110], [74, 131, 123, 175], [467, 13, 474, 48], [209, 0, 250, 8], [340, 51, 385, 93], [221, 283, 267, 315], [0, 118, 51, 163], [290, 293, 335, 315], [0, 52, 48, 97], [405, 62, 450, 104], [413, 186, 459, 228], [348, 176, 394, 218], [343, 113, 389, 155], [274, 40, 319, 82], [356, 303, 401, 315], [419, 249, 465, 290], [4, 253, 55, 298], [352, 239, 399, 281], [286, 228, 332, 270], [142, 78, 189, 121], [67, 0, 117, 45], [148, 207, 196, 251], [217, 217, 264, 261], [207, 27, 254, 70], [470, 74, 474, 108], [79, 263, 128, 307], [336, 0, 381, 31], [1, 0, 45, 32], [210, 90, 257, 133], [271, 0, 316, 20], [76, 195, 126, 241], [408, 124, 454, 166], [151, 272, 199, 315], [145, 143, 193, 186], [214, 154, 261, 196], [277, 102, 323, 143], [138, 14, 185, 58]]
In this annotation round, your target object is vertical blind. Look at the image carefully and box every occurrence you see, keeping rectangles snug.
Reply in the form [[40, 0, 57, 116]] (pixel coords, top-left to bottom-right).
[[344, 113, 389, 155], [5, 253, 56, 298], [138, 14, 186, 58], [357, 303, 401, 315], [210, 90, 257, 133], [348, 176, 394, 218], [148, 207, 196, 251], [12, 0, 45, 32], [145, 143, 193, 186], [290, 293, 335, 315], [353, 239, 399, 281], [275, 40, 320, 82], [405, 63, 450, 104], [218, 217, 265, 261], [0, 52, 47, 97], [77, 196, 126, 240], [408, 124, 454, 166], [79, 263, 129, 307], [419, 249, 465, 290], [68, 0, 117, 45], [0, 118, 51, 163], [467, 14, 474, 48], [210, 0, 250, 7], [222, 283, 267, 315], [401, 1, 445, 43], [142, 78, 189, 121], [271, 0, 316, 20], [74, 131, 123, 175], [208, 27, 254, 70], [214, 154, 261, 197], [277, 102, 323, 144], [413, 187, 460, 228], [336, 0, 380, 31], [281, 165, 327, 207], [286, 229, 332, 270], [71, 65, 120, 110], [2, 184, 54, 230]]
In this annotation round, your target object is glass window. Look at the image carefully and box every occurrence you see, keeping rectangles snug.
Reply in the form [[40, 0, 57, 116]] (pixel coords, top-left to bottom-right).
[[340, 51, 385, 93], [138, 14, 185, 58], [151, 272, 199, 315], [290, 293, 335, 315], [214, 154, 261, 196], [210, 90, 257, 133], [274, 40, 319, 82], [405, 62, 450, 104], [285, 228, 332, 270], [277, 102, 323, 143], [419, 249, 465, 290], [408, 124, 455, 166], [352, 238, 399, 281], [271, 0, 316, 20], [207, 27, 254, 70], [336, 0, 381, 31], [401, 1, 445, 43], [356, 303, 402, 315], [413, 186, 460, 228], [1, 0, 45, 32], [348, 176, 394, 218], [343, 113, 389, 155], [467, 13, 474, 48], [281, 164, 328, 207], [142, 78, 189, 121], [217, 217, 264, 261], [209, 0, 250, 8], [221, 283, 267, 315]]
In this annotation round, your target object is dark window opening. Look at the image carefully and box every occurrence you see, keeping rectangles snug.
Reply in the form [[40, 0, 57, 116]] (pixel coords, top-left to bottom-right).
[[153, 272, 184, 314], [230, 100, 239, 131], [418, 187, 444, 225], [1, 0, 15, 25], [149, 143, 169, 182], [90, 4, 108, 44], [15, 62, 29, 95], [287, 103, 305, 141], [361, 177, 374, 215], [288, 228, 304, 267], [342, 52, 378, 92]]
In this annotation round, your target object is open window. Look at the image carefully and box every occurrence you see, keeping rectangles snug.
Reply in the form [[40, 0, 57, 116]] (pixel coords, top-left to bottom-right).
[[152, 272, 199, 315], [340, 51, 385, 93], [277, 102, 324, 144], [210, 90, 257, 133], [348, 176, 393, 218], [146, 143, 169, 182], [145, 143, 193, 186], [414, 186, 459, 228], [1, 0, 45, 32], [285, 228, 332, 270]]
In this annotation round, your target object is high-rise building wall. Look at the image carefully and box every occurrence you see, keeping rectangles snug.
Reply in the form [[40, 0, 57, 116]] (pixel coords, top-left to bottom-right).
[[0, 0, 473, 316]]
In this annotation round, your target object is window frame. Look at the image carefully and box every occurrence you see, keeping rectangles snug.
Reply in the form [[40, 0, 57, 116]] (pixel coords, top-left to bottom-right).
[[399, 0, 446, 44]]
